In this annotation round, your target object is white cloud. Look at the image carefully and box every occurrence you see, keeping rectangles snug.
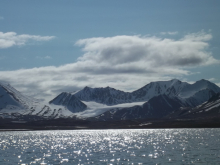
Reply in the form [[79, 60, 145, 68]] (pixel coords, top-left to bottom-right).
[[0, 31, 219, 101], [76, 31, 218, 68], [183, 31, 212, 42], [0, 31, 55, 49], [160, 31, 178, 35], [208, 78, 216, 82]]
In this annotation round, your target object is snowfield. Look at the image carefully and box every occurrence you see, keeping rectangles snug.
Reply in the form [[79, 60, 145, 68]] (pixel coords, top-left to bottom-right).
[[74, 101, 146, 118]]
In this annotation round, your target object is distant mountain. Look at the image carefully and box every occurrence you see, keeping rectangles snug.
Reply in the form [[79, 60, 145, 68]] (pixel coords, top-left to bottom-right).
[[48, 79, 220, 121], [1, 79, 220, 122], [49, 92, 87, 113], [89, 92, 220, 121], [73, 79, 220, 106]]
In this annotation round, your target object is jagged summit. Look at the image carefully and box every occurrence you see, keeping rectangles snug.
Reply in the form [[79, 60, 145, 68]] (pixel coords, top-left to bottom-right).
[[83, 86, 91, 90], [72, 79, 220, 106], [83, 85, 119, 91], [74, 85, 130, 105], [49, 92, 87, 113]]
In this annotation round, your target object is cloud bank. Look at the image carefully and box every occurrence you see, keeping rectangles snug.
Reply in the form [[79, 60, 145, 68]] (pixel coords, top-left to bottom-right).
[[0, 31, 219, 101], [0, 31, 55, 49], [76, 31, 216, 68]]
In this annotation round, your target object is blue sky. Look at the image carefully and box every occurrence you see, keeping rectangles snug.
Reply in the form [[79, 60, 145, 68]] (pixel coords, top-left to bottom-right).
[[0, 0, 220, 100]]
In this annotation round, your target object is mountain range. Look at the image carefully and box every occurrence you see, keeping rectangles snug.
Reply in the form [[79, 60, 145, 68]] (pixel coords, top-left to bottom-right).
[[73, 79, 219, 106], [0, 79, 220, 126]]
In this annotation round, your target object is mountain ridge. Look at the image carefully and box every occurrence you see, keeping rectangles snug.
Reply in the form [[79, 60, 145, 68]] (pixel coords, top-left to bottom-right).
[[0, 79, 220, 122], [72, 79, 220, 106]]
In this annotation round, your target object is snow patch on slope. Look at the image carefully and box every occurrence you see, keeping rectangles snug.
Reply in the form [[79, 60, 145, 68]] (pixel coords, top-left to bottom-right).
[[74, 101, 146, 118]]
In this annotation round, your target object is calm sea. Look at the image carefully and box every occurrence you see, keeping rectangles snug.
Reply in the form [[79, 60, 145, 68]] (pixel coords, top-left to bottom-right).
[[0, 129, 220, 165]]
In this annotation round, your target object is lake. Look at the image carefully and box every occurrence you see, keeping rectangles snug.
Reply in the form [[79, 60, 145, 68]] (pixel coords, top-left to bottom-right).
[[0, 129, 220, 165]]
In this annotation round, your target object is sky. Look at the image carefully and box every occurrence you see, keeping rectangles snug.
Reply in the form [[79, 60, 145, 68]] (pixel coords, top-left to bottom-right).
[[0, 0, 220, 101]]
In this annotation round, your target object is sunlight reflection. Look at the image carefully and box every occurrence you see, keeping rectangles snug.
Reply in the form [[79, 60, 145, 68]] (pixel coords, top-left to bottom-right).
[[0, 129, 219, 164]]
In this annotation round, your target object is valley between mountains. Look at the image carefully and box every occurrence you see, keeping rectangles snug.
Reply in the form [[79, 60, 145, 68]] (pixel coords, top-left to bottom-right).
[[1, 79, 220, 129]]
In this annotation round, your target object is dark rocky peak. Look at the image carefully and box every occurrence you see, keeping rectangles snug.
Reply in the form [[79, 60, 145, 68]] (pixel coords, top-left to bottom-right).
[[49, 92, 87, 113]]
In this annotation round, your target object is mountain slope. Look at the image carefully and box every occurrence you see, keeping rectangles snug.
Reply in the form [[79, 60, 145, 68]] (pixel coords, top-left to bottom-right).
[[184, 88, 216, 107], [49, 92, 87, 113], [0, 82, 77, 119], [179, 79, 220, 98], [0, 82, 37, 111], [90, 95, 186, 121], [168, 93, 220, 119]]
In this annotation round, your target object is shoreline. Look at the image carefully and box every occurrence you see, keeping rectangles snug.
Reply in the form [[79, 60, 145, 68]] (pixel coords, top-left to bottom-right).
[[1, 116, 220, 131]]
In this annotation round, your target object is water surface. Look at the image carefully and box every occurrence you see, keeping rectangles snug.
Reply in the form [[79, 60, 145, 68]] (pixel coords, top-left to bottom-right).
[[0, 129, 220, 164]]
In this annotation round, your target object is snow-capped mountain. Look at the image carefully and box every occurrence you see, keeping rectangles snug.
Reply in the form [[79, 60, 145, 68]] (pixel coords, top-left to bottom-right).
[[0, 82, 76, 119], [73, 79, 220, 106], [0, 82, 37, 111], [131, 79, 188, 100], [45, 79, 220, 120], [1, 79, 220, 121], [89, 91, 220, 121], [49, 92, 87, 113]]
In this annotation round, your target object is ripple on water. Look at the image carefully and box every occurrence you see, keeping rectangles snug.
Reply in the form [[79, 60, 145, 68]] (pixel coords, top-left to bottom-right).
[[0, 129, 220, 164]]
